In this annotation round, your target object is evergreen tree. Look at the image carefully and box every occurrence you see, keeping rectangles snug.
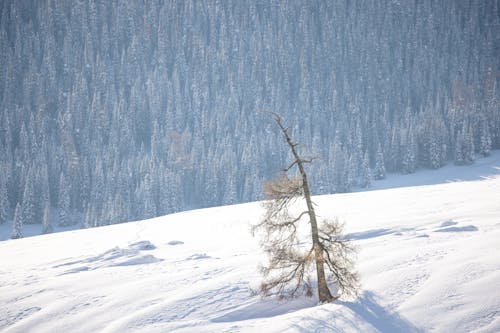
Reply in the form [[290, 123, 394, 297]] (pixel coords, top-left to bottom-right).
[[388, 127, 401, 172], [456, 122, 476, 165], [222, 177, 238, 205], [11, 203, 23, 239], [42, 201, 53, 234], [346, 155, 357, 191], [138, 172, 156, 219], [21, 167, 36, 224], [90, 160, 105, 223], [402, 128, 417, 174], [463, 124, 475, 164], [429, 139, 441, 169], [454, 129, 465, 165], [84, 205, 96, 229], [374, 143, 386, 180], [0, 177, 9, 224], [359, 151, 372, 188], [479, 118, 492, 157], [58, 173, 71, 226]]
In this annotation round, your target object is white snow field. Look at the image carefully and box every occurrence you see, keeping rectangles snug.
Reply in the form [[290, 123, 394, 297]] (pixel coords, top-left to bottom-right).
[[1, 152, 500, 333]]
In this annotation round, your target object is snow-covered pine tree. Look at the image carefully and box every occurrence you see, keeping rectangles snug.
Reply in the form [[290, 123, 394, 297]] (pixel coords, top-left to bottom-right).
[[141, 172, 157, 219], [11, 203, 22, 239], [464, 123, 475, 164], [0, 177, 9, 224], [429, 139, 441, 169], [37, 163, 51, 224], [456, 121, 476, 165], [454, 129, 465, 165], [402, 127, 417, 174], [84, 204, 96, 229], [42, 201, 53, 234], [58, 172, 71, 226], [21, 167, 36, 224], [479, 118, 492, 157], [388, 126, 401, 172], [359, 151, 372, 188], [374, 143, 386, 180]]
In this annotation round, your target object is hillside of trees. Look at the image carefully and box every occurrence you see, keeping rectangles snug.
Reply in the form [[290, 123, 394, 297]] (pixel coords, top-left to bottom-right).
[[0, 1, 498, 232]]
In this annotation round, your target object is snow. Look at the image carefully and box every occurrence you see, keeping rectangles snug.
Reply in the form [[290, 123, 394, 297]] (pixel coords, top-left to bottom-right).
[[1, 152, 500, 332]]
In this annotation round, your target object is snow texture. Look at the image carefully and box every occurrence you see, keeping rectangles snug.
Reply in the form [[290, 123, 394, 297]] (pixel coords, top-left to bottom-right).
[[0, 152, 499, 332]]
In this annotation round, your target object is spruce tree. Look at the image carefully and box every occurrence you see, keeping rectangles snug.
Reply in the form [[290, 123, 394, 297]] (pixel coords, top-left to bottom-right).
[[431, 144, 439, 169], [454, 130, 465, 165], [42, 201, 53, 234], [464, 125, 475, 164], [11, 203, 23, 239], [58, 173, 71, 226], [479, 119, 492, 157], [0, 178, 8, 224], [21, 168, 36, 224], [360, 151, 372, 188], [374, 143, 386, 180]]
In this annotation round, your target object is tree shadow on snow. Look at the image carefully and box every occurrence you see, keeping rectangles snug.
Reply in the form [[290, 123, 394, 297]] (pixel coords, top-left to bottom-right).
[[290, 291, 423, 332], [338, 291, 424, 333], [214, 291, 423, 333], [212, 297, 317, 323], [345, 228, 395, 240]]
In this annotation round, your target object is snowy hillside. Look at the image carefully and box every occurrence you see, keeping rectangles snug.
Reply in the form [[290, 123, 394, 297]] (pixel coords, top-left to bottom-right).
[[1, 153, 500, 333], [2, 1, 498, 226]]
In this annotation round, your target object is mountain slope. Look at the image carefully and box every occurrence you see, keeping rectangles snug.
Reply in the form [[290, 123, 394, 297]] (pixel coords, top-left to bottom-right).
[[2, 1, 498, 225], [1, 154, 500, 333]]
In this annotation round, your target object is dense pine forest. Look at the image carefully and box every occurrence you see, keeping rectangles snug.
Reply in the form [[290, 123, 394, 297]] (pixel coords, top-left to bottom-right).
[[0, 1, 498, 232]]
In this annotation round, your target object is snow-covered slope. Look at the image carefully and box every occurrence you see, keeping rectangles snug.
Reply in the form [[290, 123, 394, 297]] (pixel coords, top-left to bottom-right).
[[1, 153, 500, 333]]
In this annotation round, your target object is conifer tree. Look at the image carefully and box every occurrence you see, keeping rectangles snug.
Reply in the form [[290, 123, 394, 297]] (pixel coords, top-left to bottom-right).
[[402, 127, 417, 174], [58, 173, 71, 226], [11, 203, 23, 239], [463, 124, 475, 164], [429, 134, 442, 169], [141, 173, 157, 219], [359, 151, 372, 188], [374, 143, 386, 180], [84, 205, 96, 229], [21, 168, 36, 224], [0, 178, 8, 224], [479, 119, 492, 157], [42, 201, 53, 234], [454, 129, 465, 165], [455, 122, 475, 165]]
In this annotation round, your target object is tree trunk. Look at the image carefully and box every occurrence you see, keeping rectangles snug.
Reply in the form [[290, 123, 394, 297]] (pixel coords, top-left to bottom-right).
[[274, 113, 334, 303], [296, 153, 334, 303]]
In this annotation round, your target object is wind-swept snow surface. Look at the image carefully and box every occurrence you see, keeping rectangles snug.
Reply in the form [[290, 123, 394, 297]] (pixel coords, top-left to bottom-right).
[[1, 155, 500, 332]]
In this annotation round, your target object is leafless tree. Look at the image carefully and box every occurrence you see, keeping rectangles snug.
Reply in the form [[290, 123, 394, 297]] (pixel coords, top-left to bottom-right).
[[253, 112, 359, 303]]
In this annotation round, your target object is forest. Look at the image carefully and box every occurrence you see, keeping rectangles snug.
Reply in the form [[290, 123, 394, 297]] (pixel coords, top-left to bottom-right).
[[0, 0, 498, 232]]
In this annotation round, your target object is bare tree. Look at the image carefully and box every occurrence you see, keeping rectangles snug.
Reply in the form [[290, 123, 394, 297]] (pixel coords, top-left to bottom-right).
[[253, 112, 359, 303]]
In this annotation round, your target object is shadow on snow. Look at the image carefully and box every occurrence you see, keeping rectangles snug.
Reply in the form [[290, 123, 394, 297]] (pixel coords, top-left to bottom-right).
[[214, 291, 423, 333], [338, 291, 423, 333]]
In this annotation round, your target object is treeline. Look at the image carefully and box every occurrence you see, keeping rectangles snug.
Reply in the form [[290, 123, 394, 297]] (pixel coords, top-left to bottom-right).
[[0, 0, 498, 234]]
